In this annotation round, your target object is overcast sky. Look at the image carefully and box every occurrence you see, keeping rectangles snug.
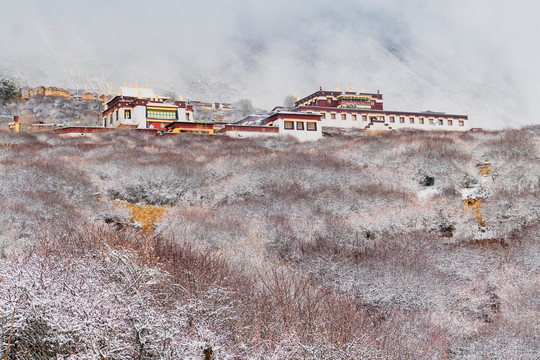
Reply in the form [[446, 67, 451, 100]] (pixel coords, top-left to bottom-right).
[[0, 0, 538, 128]]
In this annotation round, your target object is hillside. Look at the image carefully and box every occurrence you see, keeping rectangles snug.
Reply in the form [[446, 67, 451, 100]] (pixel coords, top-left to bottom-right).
[[1, 94, 102, 128], [0, 128, 539, 359]]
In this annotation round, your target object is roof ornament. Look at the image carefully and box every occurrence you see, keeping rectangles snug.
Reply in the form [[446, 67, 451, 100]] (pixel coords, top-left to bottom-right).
[[336, 85, 340, 91], [179, 94, 184, 101]]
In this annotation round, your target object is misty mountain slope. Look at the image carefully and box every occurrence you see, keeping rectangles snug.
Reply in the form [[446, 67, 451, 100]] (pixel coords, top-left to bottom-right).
[[0, 0, 538, 129]]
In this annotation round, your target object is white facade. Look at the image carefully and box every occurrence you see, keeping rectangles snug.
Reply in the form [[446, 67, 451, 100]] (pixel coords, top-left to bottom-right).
[[274, 118, 323, 141], [225, 112, 323, 142], [103, 102, 191, 129], [226, 129, 280, 139], [102, 86, 193, 129], [318, 111, 470, 131]]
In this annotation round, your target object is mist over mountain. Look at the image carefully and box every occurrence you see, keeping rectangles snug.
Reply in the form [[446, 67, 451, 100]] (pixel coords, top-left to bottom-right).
[[0, 0, 538, 129]]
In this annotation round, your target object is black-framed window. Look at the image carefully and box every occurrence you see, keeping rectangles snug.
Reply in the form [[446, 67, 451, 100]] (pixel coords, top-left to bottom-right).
[[146, 109, 177, 120], [307, 122, 317, 131], [297, 121, 305, 130], [125, 109, 131, 119], [341, 113, 346, 120], [284, 121, 294, 130]]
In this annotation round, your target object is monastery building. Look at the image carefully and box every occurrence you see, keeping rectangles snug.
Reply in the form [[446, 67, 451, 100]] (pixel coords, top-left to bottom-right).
[[102, 83, 193, 130], [293, 87, 469, 131]]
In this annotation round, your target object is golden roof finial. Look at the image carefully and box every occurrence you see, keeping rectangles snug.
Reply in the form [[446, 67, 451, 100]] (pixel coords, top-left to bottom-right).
[[146, 83, 149, 89], [134, 81, 138, 88], [179, 93, 184, 101], [123, 81, 126, 87], [138, 91, 141, 98], [336, 85, 340, 91], [296, 96, 300, 101]]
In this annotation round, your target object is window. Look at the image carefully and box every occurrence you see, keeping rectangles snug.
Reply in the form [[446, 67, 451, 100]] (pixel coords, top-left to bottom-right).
[[429, 118, 434, 125], [438, 118, 444, 125], [390, 116, 395, 123], [186, 113, 190, 121], [296, 121, 305, 130], [331, 113, 336, 119], [125, 109, 131, 119], [400, 116, 405, 123], [341, 113, 347, 120], [307, 122, 317, 131], [147, 109, 177, 120], [459, 120, 464, 126], [409, 117, 414, 124], [362, 115, 367, 121], [448, 119, 453, 126], [352, 114, 357, 121], [419, 117, 424, 124], [284, 121, 294, 130]]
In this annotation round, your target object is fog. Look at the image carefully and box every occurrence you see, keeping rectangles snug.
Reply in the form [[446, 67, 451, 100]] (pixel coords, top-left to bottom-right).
[[0, 0, 538, 129]]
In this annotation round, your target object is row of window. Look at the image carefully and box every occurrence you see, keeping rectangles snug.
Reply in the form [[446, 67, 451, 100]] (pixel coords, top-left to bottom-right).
[[324, 112, 465, 126], [146, 109, 178, 120], [284, 121, 318, 131], [389, 116, 464, 126], [328, 113, 373, 121]]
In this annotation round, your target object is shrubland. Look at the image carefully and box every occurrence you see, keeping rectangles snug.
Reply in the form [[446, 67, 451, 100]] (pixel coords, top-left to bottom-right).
[[1, 95, 102, 127], [0, 126, 539, 359]]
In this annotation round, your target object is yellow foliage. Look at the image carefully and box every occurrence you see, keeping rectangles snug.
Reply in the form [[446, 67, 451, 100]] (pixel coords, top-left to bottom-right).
[[463, 198, 486, 228], [477, 163, 491, 176], [117, 200, 170, 234]]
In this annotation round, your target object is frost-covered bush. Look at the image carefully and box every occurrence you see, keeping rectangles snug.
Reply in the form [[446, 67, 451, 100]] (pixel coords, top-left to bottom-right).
[[0, 230, 235, 359], [0, 157, 98, 249], [1, 127, 539, 359]]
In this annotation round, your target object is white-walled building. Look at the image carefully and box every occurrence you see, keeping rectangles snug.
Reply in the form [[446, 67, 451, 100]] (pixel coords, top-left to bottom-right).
[[102, 85, 193, 130], [225, 111, 323, 141], [294, 88, 470, 131]]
